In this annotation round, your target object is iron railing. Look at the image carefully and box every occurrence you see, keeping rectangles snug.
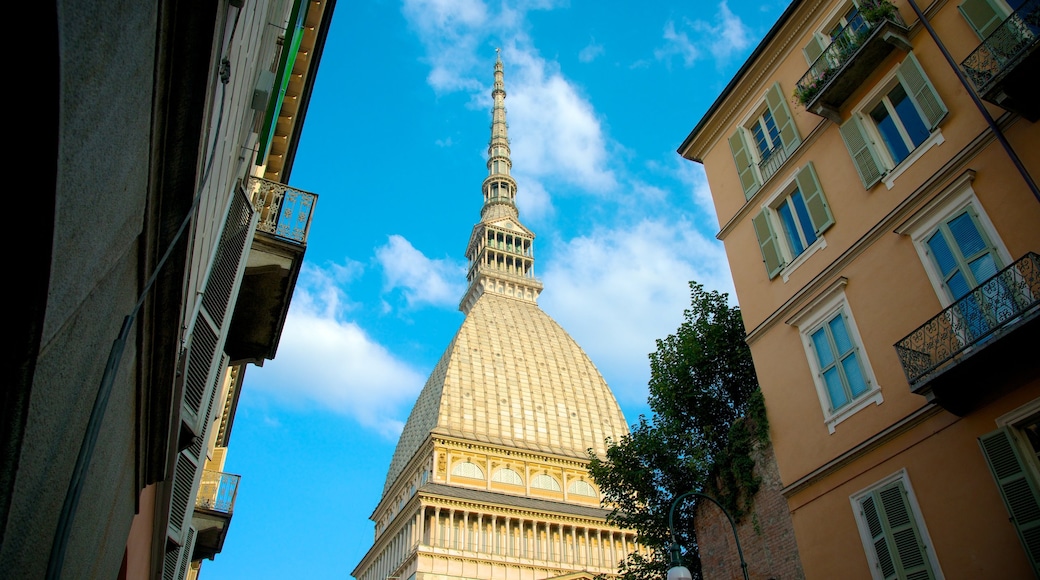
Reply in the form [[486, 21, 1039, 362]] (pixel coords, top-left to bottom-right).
[[246, 176, 318, 244], [894, 252, 1040, 387], [195, 470, 241, 515], [960, 0, 1040, 94], [794, 6, 908, 106], [758, 142, 788, 183]]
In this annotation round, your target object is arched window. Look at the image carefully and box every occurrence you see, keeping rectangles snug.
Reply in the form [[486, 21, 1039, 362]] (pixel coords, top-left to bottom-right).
[[531, 474, 561, 491], [451, 461, 485, 480], [568, 480, 598, 498], [492, 467, 523, 485]]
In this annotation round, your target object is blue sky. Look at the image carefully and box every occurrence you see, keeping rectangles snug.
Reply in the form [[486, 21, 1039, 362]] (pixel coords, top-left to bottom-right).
[[204, 1, 790, 577]]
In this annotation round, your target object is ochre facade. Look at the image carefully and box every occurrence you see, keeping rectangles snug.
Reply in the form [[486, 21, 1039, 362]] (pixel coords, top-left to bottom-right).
[[681, 0, 1039, 578]]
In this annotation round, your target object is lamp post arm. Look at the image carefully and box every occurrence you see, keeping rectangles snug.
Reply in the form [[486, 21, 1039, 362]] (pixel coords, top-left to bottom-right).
[[667, 491, 750, 580]]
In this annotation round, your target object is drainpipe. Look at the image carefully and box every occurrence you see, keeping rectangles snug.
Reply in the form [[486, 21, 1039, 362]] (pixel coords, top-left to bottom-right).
[[905, 0, 1040, 203]]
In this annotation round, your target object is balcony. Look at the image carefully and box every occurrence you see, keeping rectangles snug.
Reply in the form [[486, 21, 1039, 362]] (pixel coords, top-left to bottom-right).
[[894, 252, 1040, 415], [960, 0, 1040, 121], [191, 470, 241, 561], [225, 176, 317, 364], [795, 8, 911, 122]]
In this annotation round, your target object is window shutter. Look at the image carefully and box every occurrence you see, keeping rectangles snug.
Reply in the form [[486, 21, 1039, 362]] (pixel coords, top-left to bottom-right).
[[898, 54, 948, 130], [803, 34, 825, 66], [752, 209, 785, 279], [859, 481, 936, 580], [959, 0, 1007, 39], [839, 115, 884, 189], [796, 163, 834, 235], [979, 428, 1040, 575], [766, 82, 801, 153], [729, 129, 761, 199]]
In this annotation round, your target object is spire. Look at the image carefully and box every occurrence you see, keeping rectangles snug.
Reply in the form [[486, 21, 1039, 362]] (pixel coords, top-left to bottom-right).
[[459, 51, 543, 315]]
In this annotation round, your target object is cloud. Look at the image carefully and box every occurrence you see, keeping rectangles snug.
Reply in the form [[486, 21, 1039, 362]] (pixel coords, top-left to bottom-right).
[[538, 219, 734, 406], [578, 39, 604, 63], [244, 264, 427, 438], [376, 235, 467, 309], [655, 2, 752, 67]]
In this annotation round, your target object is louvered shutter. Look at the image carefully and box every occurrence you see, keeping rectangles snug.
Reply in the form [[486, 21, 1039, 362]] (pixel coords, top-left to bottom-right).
[[796, 163, 834, 235], [752, 209, 785, 279], [979, 428, 1040, 575], [859, 480, 936, 579], [959, 0, 1007, 39], [180, 190, 256, 437], [839, 115, 885, 189], [729, 129, 761, 199], [898, 54, 947, 130], [162, 525, 197, 580], [804, 34, 826, 66], [766, 82, 801, 153]]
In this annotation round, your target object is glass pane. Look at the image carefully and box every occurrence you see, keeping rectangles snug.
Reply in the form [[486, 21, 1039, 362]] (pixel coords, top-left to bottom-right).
[[779, 201, 806, 255], [792, 191, 818, 246], [948, 211, 987, 259], [890, 83, 930, 148], [871, 100, 911, 162], [927, 231, 958, 276], [969, 253, 998, 284], [812, 328, 835, 367], [948, 271, 971, 299], [828, 314, 853, 356], [764, 109, 781, 147], [842, 353, 869, 397], [752, 122, 769, 157], [824, 368, 849, 409]]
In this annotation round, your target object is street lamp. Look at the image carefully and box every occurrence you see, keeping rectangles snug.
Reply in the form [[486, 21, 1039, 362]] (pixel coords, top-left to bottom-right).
[[666, 491, 749, 580]]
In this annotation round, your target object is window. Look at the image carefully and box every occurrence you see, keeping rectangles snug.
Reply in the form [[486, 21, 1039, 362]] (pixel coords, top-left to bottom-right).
[[788, 279, 882, 432], [840, 53, 947, 189], [452, 461, 484, 479], [568, 480, 598, 498], [729, 82, 802, 199], [752, 163, 834, 279], [803, 1, 870, 65], [531, 474, 561, 491], [491, 467, 523, 485], [851, 471, 941, 580], [925, 209, 1001, 300], [959, 0, 1019, 39], [985, 402, 1040, 573]]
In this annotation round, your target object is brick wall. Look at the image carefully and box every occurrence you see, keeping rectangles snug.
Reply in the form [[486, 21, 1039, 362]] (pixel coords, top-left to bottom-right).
[[694, 441, 804, 580]]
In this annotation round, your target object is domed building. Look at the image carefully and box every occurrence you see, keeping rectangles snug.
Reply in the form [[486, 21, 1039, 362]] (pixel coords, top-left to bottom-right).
[[351, 53, 643, 580]]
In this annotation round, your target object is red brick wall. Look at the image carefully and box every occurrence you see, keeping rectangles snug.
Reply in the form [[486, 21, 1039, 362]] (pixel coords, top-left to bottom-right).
[[694, 441, 804, 580]]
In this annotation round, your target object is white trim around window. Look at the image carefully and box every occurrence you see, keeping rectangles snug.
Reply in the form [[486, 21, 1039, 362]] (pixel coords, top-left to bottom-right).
[[787, 278, 883, 433]]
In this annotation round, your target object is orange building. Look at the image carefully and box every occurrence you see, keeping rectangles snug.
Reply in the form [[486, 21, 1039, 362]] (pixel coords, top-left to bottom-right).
[[680, 0, 1039, 578]]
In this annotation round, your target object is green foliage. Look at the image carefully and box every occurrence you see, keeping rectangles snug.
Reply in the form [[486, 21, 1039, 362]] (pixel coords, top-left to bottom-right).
[[589, 282, 766, 580]]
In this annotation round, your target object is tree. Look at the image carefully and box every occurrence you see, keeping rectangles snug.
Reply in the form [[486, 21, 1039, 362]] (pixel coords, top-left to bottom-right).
[[589, 281, 767, 580]]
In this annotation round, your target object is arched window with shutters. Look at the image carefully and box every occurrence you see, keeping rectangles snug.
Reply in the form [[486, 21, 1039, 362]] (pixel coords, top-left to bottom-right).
[[531, 474, 561, 492], [452, 461, 485, 480], [568, 480, 597, 498], [491, 467, 523, 485]]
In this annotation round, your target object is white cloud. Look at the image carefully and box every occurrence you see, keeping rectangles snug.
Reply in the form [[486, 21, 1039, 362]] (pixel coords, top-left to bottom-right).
[[245, 264, 427, 438], [578, 40, 604, 63], [539, 219, 734, 406], [376, 235, 467, 309], [655, 2, 752, 67]]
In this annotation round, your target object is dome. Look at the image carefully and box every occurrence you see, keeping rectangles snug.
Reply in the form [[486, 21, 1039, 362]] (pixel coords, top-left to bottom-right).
[[383, 292, 629, 495]]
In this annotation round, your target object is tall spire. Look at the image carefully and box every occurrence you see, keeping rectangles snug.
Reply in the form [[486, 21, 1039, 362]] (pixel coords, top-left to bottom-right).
[[459, 51, 543, 314]]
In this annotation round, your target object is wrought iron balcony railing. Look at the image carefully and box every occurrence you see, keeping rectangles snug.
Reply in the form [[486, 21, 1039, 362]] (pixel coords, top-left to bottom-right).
[[195, 470, 241, 515], [794, 6, 909, 109], [895, 252, 1040, 388], [960, 0, 1040, 95], [247, 176, 318, 244]]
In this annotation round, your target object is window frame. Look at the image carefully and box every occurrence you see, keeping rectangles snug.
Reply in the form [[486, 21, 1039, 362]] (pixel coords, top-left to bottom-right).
[[787, 279, 882, 433], [840, 53, 947, 190], [850, 470, 944, 580], [753, 163, 834, 282], [729, 82, 802, 199]]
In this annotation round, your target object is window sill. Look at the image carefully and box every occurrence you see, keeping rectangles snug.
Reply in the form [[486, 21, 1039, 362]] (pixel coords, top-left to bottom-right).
[[825, 388, 884, 434], [782, 236, 828, 283], [882, 130, 945, 190]]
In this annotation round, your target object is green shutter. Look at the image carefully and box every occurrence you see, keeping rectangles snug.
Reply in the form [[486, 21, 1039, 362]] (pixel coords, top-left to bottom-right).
[[839, 115, 885, 189], [859, 481, 936, 580], [959, 0, 1008, 39], [729, 129, 761, 200], [979, 428, 1040, 575], [898, 54, 948, 130], [766, 82, 801, 153], [803, 34, 826, 66], [257, 0, 308, 166], [796, 163, 834, 235], [752, 209, 784, 279]]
